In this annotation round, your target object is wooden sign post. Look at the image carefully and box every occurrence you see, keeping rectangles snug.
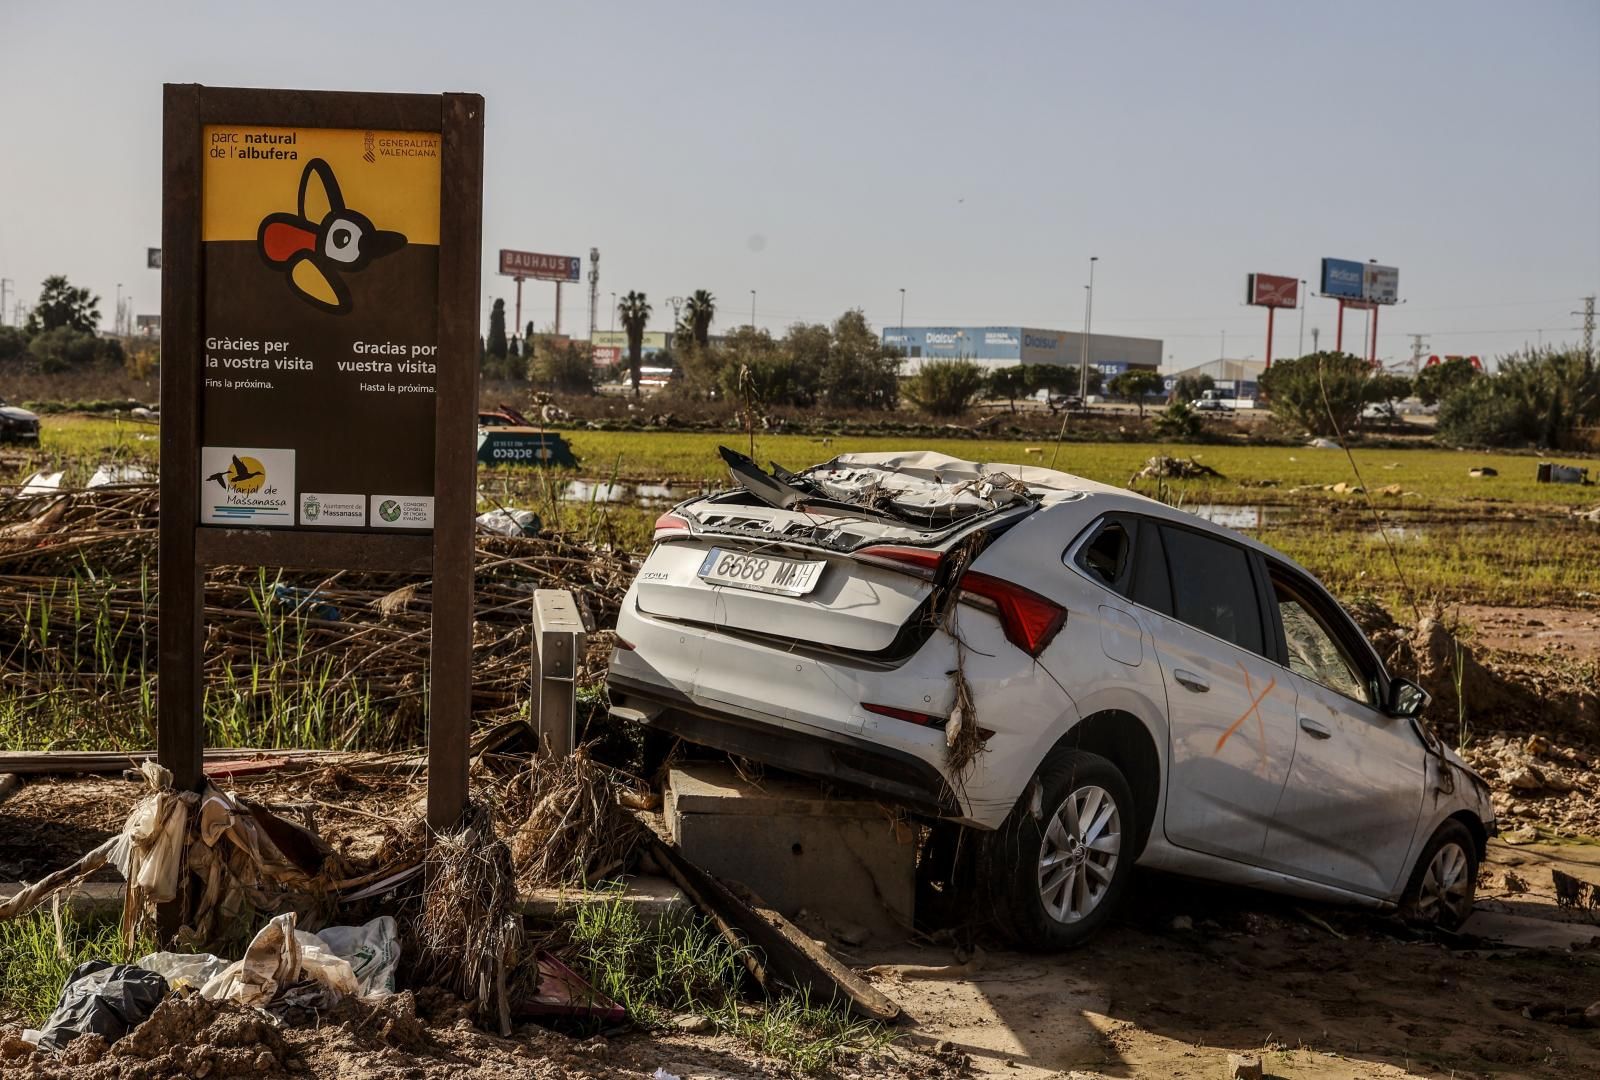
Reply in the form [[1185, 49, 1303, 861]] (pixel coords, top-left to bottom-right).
[[159, 85, 483, 830]]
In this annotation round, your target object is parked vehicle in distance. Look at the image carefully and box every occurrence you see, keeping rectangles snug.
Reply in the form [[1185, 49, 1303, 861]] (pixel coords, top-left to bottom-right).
[[608, 449, 1494, 948], [1190, 389, 1233, 412], [0, 398, 40, 444]]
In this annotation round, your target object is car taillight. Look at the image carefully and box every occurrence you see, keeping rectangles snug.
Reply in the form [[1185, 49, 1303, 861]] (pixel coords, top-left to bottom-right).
[[960, 572, 1066, 657], [863, 703, 946, 728], [653, 513, 690, 539], [851, 544, 945, 579]]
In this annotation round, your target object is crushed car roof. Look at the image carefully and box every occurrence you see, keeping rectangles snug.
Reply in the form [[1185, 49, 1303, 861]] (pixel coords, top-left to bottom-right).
[[806, 450, 1135, 503]]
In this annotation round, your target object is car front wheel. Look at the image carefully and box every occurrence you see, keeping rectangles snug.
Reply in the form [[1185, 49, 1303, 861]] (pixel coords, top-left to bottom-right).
[[1402, 820, 1479, 930], [984, 750, 1138, 950]]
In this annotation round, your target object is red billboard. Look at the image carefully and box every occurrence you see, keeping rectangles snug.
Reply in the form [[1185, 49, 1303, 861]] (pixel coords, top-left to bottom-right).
[[591, 345, 622, 367], [498, 249, 581, 281], [1246, 273, 1299, 309]]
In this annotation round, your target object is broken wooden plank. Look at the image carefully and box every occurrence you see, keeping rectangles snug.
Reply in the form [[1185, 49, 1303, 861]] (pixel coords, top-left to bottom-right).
[[648, 834, 902, 1024], [0, 748, 388, 776]]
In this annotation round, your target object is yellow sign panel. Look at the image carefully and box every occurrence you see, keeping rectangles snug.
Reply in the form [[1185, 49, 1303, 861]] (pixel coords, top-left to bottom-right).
[[202, 126, 440, 244]]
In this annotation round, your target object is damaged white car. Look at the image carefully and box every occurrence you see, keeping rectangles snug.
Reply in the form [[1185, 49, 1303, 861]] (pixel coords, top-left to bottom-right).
[[607, 449, 1494, 948]]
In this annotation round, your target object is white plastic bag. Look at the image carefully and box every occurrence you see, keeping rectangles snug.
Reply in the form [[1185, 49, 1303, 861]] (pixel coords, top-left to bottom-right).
[[135, 951, 231, 991], [315, 916, 400, 998], [201, 912, 357, 1006]]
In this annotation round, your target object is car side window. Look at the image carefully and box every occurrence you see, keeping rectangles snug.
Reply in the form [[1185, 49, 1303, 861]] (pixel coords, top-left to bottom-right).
[[1130, 518, 1173, 615], [1158, 524, 1265, 655], [1271, 575, 1374, 705], [1076, 518, 1132, 594]]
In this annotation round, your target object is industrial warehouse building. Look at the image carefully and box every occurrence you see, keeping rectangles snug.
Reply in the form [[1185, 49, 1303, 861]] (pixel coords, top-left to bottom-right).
[[881, 326, 1163, 375], [1162, 357, 1267, 402]]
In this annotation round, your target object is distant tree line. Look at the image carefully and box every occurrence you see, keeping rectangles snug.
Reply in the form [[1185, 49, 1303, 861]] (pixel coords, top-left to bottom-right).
[[0, 276, 127, 374]]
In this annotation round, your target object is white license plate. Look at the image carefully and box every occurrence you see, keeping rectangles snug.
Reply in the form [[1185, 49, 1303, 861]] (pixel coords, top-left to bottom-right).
[[697, 547, 825, 597]]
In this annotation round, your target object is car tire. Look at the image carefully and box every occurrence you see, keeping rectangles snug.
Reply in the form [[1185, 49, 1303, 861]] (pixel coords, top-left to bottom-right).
[[1400, 819, 1479, 931], [983, 749, 1138, 950]]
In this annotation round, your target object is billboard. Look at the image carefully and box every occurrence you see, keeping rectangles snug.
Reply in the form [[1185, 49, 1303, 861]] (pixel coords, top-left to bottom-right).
[[591, 344, 622, 367], [147, 247, 163, 269], [135, 314, 161, 335], [499, 249, 581, 281], [1320, 258, 1365, 300], [1321, 258, 1399, 305], [1363, 264, 1399, 305], [199, 123, 443, 530], [590, 330, 670, 351], [1246, 273, 1299, 308]]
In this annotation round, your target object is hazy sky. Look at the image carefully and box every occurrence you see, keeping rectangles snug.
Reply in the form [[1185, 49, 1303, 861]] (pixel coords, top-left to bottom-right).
[[1, 0, 1596, 370]]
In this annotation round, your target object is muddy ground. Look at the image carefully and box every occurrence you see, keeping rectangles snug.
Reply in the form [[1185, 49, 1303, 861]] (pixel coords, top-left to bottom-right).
[[3, 606, 1598, 1078]]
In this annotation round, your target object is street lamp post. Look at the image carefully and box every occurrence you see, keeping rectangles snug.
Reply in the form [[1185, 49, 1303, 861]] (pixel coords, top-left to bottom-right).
[[898, 288, 906, 331], [609, 292, 616, 335], [750, 290, 756, 331], [1078, 256, 1098, 402]]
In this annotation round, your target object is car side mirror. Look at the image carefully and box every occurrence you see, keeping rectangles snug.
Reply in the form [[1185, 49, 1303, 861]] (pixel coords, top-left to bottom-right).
[[1387, 678, 1430, 718]]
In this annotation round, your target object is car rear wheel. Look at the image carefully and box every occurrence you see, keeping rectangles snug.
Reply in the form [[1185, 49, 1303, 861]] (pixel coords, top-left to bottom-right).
[[1402, 820, 1479, 930], [984, 750, 1137, 950]]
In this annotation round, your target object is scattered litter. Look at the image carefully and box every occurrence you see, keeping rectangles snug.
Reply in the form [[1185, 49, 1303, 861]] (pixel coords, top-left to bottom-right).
[[476, 507, 543, 537], [1469, 466, 1498, 478], [135, 951, 231, 991], [652, 1070, 683, 1080], [1537, 461, 1590, 485], [18, 471, 63, 495], [35, 961, 168, 1053], [1307, 438, 1339, 449], [1129, 455, 1223, 482], [201, 911, 358, 1007], [271, 582, 340, 621], [86, 463, 153, 488]]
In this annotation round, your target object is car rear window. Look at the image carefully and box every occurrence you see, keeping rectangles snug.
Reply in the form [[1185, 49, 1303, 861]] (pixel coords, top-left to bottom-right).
[[1159, 525, 1264, 655]]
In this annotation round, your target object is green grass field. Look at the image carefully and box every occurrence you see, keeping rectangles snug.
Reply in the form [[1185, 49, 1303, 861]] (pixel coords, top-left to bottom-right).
[[15, 414, 1600, 607]]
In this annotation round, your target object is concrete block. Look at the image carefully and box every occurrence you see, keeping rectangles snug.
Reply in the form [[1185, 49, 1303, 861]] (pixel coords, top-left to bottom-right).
[[666, 763, 916, 942]]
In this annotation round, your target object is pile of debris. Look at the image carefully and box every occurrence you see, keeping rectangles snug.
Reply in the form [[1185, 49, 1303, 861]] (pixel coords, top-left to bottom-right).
[[0, 483, 637, 747], [1128, 455, 1223, 483], [1460, 733, 1600, 838]]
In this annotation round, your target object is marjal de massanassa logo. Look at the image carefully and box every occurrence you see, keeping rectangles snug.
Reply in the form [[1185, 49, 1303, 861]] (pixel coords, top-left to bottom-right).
[[205, 454, 267, 493], [256, 158, 406, 315]]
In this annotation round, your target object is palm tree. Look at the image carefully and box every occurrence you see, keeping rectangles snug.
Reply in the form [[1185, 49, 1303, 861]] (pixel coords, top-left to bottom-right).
[[618, 291, 652, 396], [684, 290, 716, 349]]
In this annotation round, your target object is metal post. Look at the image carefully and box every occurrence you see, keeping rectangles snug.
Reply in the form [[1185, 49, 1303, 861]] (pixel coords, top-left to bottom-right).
[[531, 590, 587, 757], [514, 277, 523, 340], [1370, 304, 1379, 366], [554, 280, 562, 337], [1265, 305, 1275, 370], [1336, 300, 1345, 353], [898, 288, 905, 331], [1078, 256, 1097, 402], [750, 289, 756, 330], [1297, 282, 1307, 357]]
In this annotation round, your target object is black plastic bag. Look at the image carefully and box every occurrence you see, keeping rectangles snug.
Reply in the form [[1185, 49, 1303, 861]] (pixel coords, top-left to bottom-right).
[[37, 961, 168, 1052]]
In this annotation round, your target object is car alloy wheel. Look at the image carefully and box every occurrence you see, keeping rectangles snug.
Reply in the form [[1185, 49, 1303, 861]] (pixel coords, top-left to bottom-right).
[[1416, 840, 1473, 925], [1037, 783, 1121, 924]]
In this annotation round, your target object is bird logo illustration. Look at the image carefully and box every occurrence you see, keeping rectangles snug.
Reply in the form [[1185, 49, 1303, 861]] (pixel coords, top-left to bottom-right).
[[256, 158, 406, 314], [206, 454, 267, 493]]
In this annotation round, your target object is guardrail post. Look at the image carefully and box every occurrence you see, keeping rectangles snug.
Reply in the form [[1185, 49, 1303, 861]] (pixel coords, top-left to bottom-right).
[[532, 589, 586, 756]]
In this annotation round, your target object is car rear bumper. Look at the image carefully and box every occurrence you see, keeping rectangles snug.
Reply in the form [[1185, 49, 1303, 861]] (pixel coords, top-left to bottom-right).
[[608, 670, 963, 818]]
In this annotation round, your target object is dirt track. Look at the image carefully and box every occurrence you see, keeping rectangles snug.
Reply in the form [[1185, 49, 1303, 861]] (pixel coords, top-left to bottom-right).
[[867, 839, 1600, 1079]]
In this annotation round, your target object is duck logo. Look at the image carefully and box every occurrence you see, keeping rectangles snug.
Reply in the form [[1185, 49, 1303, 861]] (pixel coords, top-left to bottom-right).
[[205, 454, 267, 493], [256, 158, 406, 314]]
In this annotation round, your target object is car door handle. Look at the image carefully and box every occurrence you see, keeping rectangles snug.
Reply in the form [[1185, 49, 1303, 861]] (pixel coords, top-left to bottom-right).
[[1299, 717, 1333, 739], [1173, 669, 1209, 693]]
